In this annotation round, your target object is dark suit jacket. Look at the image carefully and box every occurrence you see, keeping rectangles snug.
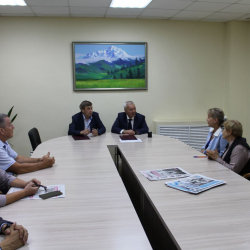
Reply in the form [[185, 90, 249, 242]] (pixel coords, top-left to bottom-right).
[[0, 217, 12, 233], [68, 111, 106, 136], [111, 112, 148, 135]]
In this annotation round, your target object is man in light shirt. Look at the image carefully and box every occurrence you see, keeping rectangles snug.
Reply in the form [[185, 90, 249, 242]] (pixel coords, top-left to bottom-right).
[[0, 114, 55, 175]]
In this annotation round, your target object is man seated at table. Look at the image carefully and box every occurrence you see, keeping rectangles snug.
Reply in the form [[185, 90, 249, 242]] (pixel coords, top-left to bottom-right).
[[0, 114, 55, 175], [0, 217, 28, 249], [68, 100, 106, 136], [111, 101, 149, 135], [0, 168, 40, 207]]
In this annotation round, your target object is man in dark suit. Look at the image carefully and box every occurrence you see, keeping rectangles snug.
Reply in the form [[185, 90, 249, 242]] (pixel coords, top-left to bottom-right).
[[111, 101, 148, 135], [68, 100, 106, 136]]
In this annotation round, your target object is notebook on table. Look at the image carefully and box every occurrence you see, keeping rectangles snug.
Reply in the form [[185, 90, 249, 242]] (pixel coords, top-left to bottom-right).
[[72, 135, 90, 140]]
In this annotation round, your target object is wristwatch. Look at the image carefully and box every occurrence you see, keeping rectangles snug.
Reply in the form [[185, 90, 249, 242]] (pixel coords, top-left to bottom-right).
[[2, 224, 11, 233]]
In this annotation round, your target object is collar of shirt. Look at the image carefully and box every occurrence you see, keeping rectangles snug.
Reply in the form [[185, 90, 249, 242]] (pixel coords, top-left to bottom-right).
[[209, 127, 222, 137], [126, 115, 134, 121], [82, 114, 92, 122], [0, 140, 9, 150]]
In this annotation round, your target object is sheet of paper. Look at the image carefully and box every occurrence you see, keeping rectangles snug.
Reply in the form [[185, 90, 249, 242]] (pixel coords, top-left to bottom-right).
[[8, 185, 65, 200], [119, 138, 142, 143]]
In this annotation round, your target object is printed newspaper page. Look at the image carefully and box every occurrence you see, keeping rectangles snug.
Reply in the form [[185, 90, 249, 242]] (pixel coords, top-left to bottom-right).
[[140, 167, 191, 181], [166, 174, 226, 194], [8, 185, 65, 200]]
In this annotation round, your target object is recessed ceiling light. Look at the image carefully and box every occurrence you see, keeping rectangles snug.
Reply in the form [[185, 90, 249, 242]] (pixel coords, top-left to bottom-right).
[[110, 0, 152, 8], [0, 0, 26, 6]]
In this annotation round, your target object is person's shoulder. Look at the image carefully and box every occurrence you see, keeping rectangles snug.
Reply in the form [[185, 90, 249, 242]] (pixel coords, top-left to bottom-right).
[[92, 111, 99, 116], [72, 112, 82, 118], [136, 112, 145, 118]]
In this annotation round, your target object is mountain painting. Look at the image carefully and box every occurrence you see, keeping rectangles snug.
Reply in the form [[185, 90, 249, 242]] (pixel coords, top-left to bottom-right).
[[72, 43, 147, 90]]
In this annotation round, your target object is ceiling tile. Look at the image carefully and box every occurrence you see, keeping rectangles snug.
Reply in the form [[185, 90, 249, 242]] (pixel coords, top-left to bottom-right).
[[186, 2, 230, 11], [237, 13, 250, 19], [70, 7, 107, 15], [140, 9, 179, 17], [220, 4, 250, 13], [0, 6, 33, 13], [201, 18, 228, 21], [71, 14, 104, 17], [36, 14, 70, 17], [197, 0, 237, 3], [106, 8, 143, 16], [170, 17, 201, 20], [31, 6, 69, 14], [1, 13, 34, 16], [69, 0, 112, 7], [206, 12, 246, 19], [107, 15, 139, 18], [138, 16, 170, 19], [174, 10, 214, 18], [147, 0, 194, 10], [237, 0, 250, 4], [25, 0, 68, 7]]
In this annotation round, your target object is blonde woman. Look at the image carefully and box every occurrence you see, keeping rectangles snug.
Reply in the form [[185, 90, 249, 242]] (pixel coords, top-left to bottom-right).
[[206, 120, 250, 175]]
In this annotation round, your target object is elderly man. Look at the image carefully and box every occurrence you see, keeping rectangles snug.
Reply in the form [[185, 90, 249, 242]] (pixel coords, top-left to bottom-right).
[[68, 100, 106, 136], [0, 217, 28, 249], [111, 101, 148, 135], [0, 114, 55, 175]]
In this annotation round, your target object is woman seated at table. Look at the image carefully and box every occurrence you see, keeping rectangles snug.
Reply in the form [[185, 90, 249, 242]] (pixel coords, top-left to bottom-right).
[[206, 120, 250, 175], [201, 108, 228, 156], [0, 169, 40, 207]]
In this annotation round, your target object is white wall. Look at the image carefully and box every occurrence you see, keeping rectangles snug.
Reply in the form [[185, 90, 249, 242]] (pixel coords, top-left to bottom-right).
[[0, 17, 248, 156]]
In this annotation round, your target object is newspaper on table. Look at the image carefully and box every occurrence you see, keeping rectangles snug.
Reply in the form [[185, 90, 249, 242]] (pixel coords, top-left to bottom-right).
[[7, 185, 65, 200], [165, 174, 226, 194], [140, 167, 191, 181]]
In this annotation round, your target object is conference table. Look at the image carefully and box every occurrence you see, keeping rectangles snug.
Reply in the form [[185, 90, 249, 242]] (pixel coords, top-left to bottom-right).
[[1, 132, 250, 249]]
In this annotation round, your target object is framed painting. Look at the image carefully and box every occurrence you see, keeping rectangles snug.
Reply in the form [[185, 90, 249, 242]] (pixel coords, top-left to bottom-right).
[[72, 42, 147, 91]]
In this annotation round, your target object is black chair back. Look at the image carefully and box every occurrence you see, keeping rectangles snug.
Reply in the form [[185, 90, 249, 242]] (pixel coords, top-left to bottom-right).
[[28, 127, 42, 151]]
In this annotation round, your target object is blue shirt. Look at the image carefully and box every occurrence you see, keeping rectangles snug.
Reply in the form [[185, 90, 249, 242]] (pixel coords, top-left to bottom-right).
[[202, 127, 228, 156], [82, 114, 92, 130], [0, 140, 18, 171]]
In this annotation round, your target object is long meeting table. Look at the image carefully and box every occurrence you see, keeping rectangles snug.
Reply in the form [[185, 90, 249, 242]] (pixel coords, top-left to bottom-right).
[[1, 132, 250, 249]]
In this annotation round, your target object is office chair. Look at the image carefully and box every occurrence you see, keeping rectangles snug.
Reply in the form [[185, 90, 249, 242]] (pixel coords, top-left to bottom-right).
[[243, 173, 250, 180], [28, 127, 42, 151]]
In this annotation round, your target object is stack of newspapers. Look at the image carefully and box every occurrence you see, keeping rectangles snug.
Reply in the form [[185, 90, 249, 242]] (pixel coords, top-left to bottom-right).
[[166, 174, 226, 194]]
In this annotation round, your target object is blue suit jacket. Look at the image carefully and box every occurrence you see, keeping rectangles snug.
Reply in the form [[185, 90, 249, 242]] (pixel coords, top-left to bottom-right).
[[111, 112, 148, 135], [68, 111, 106, 136]]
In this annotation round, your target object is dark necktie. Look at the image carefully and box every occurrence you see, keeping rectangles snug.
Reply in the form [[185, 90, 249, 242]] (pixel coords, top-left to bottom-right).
[[128, 119, 132, 130]]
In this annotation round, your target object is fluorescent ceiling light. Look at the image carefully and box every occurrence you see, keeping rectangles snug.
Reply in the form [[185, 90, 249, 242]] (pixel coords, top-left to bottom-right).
[[110, 0, 152, 8], [0, 0, 26, 6]]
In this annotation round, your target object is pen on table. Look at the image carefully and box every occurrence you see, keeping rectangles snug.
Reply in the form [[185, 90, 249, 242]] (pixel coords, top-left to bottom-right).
[[33, 182, 47, 192], [193, 156, 207, 158]]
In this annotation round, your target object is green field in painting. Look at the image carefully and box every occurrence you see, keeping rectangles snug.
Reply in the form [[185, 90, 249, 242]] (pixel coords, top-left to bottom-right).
[[76, 79, 145, 89]]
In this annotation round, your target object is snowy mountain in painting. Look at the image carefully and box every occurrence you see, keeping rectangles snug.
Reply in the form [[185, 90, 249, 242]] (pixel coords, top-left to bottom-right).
[[76, 46, 144, 64]]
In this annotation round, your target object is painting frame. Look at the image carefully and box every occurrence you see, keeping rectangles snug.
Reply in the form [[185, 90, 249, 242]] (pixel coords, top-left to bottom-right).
[[72, 42, 148, 91]]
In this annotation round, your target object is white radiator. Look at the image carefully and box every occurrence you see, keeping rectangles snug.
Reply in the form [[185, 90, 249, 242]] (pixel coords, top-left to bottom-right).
[[157, 123, 210, 150]]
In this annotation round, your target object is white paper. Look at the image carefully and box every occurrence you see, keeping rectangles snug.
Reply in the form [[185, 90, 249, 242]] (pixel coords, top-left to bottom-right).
[[119, 138, 142, 143], [7, 185, 65, 200]]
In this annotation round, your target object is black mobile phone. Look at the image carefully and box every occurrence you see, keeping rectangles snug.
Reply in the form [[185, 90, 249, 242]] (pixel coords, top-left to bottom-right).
[[39, 191, 62, 200]]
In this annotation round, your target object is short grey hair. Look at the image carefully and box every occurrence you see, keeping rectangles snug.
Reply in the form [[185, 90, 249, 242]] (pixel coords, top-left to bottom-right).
[[207, 108, 226, 127], [0, 114, 8, 128], [124, 101, 134, 109]]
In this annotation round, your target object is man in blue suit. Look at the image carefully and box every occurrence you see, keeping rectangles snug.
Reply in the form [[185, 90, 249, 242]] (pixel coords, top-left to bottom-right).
[[68, 100, 106, 136], [111, 101, 148, 135]]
